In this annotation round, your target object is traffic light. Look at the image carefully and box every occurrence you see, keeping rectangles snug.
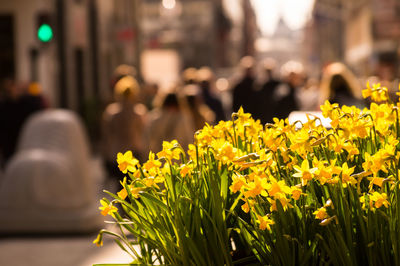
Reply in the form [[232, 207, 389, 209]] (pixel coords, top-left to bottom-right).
[[36, 12, 54, 43]]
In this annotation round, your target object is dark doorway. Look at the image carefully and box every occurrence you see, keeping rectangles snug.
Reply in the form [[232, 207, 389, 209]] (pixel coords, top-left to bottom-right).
[[0, 15, 15, 80]]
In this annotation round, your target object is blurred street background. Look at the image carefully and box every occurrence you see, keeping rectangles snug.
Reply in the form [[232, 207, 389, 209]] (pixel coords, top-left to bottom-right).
[[0, 0, 400, 265]]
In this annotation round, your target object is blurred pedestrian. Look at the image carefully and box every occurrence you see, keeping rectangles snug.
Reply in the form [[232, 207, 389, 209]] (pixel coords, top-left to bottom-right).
[[22, 81, 49, 110], [273, 61, 304, 119], [101, 75, 147, 180], [140, 82, 159, 111], [146, 90, 195, 153], [253, 58, 281, 124], [108, 64, 137, 105], [182, 67, 197, 85], [319, 62, 363, 107], [0, 79, 47, 167], [375, 62, 397, 102], [110, 64, 137, 89], [296, 77, 320, 111], [183, 84, 215, 130], [196, 67, 226, 122], [0, 78, 20, 166], [231, 56, 257, 114]]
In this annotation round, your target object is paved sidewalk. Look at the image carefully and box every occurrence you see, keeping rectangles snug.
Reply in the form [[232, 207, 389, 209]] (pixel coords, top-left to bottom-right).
[[0, 230, 134, 266]]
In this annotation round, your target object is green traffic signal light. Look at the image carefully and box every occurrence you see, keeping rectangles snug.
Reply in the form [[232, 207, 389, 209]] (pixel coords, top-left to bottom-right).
[[37, 24, 53, 42]]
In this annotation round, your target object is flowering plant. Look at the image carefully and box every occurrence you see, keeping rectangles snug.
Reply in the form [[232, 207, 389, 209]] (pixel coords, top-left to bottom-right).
[[95, 83, 400, 265]]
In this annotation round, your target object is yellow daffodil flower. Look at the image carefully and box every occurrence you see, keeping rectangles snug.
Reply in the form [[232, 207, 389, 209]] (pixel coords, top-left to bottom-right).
[[117, 151, 139, 174], [291, 186, 303, 200], [340, 162, 356, 187], [241, 201, 250, 213], [93, 233, 103, 247], [156, 140, 181, 161], [313, 207, 328, 220], [230, 173, 247, 193], [370, 192, 390, 208], [256, 214, 274, 231], [99, 199, 118, 217], [143, 152, 162, 172], [117, 187, 128, 200], [293, 160, 317, 186], [180, 163, 194, 177]]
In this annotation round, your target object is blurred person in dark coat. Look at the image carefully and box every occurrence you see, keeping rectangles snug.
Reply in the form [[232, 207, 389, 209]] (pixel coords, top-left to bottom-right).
[[139, 82, 159, 111], [319, 62, 363, 107], [231, 56, 257, 114], [21, 81, 49, 111], [253, 58, 281, 124], [196, 67, 226, 122], [272, 61, 304, 119], [183, 84, 215, 130], [0, 80, 47, 166]]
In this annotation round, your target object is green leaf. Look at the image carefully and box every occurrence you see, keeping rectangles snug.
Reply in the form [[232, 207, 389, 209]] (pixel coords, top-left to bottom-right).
[[140, 192, 168, 212]]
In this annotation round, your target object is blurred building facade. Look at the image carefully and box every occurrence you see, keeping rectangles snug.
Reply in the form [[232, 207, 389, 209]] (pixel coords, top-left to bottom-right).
[[305, 0, 400, 78], [0, 0, 108, 111], [141, 0, 253, 70], [256, 18, 303, 69], [303, 0, 345, 77], [344, 0, 400, 78], [0, 0, 255, 111]]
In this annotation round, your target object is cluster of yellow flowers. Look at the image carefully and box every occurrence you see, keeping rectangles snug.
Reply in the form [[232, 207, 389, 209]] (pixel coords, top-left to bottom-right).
[[99, 83, 400, 235]]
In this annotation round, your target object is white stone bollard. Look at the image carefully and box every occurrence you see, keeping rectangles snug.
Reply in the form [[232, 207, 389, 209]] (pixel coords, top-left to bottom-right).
[[0, 109, 103, 234]]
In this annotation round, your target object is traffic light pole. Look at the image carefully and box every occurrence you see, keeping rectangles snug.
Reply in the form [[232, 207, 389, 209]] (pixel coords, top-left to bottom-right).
[[56, 0, 68, 108], [29, 48, 38, 82]]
